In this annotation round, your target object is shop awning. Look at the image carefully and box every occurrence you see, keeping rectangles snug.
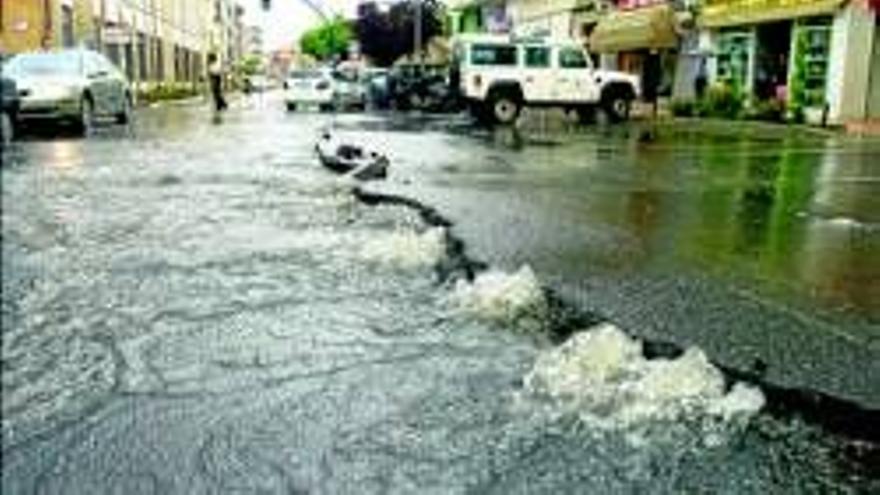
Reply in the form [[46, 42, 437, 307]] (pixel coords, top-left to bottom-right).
[[701, 0, 847, 28], [589, 4, 679, 53]]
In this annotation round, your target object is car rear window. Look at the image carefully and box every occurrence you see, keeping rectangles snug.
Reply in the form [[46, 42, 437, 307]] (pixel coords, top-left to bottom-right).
[[470, 44, 518, 66]]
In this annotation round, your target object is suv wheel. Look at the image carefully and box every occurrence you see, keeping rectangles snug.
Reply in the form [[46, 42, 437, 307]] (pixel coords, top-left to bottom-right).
[[603, 89, 631, 123], [489, 90, 521, 125]]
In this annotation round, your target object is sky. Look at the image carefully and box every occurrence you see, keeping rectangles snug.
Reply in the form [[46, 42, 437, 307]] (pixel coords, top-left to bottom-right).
[[240, 0, 361, 52]]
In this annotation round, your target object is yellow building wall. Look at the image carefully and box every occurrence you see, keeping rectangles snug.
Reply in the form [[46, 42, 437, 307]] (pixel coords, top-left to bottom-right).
[[0, 0, 94, 54], [1, 0, 52, 54]]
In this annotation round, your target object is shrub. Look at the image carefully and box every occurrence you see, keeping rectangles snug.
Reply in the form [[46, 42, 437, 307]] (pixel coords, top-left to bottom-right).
[[671, 98, 698, 117], [700, 83, 745, 119], [746, 98, 786, 122], [135, 84, 200, 105]]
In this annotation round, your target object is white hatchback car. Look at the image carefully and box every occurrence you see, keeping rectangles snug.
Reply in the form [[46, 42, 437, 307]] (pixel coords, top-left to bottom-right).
[[284, 69, 335, 112]]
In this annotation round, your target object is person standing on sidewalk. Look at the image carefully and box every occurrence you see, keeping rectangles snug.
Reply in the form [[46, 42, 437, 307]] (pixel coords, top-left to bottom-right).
[[207, 53, 228, 112]]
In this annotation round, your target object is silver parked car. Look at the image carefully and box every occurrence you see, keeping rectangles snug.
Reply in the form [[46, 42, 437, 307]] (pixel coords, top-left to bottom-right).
[[4, 49, 132, 134]]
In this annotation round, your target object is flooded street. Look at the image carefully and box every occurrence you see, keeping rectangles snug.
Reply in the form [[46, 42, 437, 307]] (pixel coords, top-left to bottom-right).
[[2, 96, 878, 493]]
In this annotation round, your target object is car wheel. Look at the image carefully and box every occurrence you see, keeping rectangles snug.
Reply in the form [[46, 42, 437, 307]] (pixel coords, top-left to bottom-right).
[[603, 90, 631, 123], [116, 94, 133, 125], [0, 111, 13, 147], [74, 96, 95, 136], [286, 103, 297, 112], [489, 91, 521, 125]]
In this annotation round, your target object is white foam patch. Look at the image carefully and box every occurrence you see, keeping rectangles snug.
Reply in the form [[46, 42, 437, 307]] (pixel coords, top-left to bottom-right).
[[523, 324, 765, 428], [360, 228, 447, 269], [453, 266, 547, 328]]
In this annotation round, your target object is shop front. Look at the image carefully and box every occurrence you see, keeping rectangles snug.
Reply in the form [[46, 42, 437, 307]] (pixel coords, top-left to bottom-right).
[[589, 1, 682, 97], [702, 0, 877, 124]]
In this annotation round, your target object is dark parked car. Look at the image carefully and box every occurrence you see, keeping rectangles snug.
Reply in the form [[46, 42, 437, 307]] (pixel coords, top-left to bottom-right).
[[1, 72, 19, 146], [389, 64, 461, 113]]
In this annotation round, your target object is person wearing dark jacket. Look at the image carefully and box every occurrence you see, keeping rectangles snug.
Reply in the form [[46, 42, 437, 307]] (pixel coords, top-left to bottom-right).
[[207, 53, 228, 112], [642, 50, 662, 117]]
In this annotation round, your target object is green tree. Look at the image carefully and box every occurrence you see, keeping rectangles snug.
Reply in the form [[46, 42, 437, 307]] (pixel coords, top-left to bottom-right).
[[299, 17, 353, 61], [239, 54, 263, 76]]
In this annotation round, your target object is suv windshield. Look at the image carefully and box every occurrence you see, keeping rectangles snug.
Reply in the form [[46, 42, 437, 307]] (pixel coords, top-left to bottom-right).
[[8, 52, 83, 77]]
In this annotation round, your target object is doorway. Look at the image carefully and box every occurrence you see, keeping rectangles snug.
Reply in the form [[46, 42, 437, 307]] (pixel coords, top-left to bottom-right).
[[754, 21, 792, 101]]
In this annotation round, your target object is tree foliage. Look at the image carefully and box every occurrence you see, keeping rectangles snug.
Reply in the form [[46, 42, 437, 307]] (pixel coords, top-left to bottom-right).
[[354, 1, 443, 67], [239, 54, 263, 76], [299, 17, 353, 61]]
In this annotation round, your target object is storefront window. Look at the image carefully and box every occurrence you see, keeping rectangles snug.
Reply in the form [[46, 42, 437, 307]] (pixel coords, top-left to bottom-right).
[[793, 17, 831, 107], [716, 29, 752, 89]]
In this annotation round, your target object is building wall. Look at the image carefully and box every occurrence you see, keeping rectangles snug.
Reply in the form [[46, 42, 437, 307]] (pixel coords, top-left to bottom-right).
[[0, 1, 52, 54], [868, 22, 880, 118], [827, 2, 876, 122], [1, 0, 94, 54], [86, 0, 217, 87], [447, 6, 484, 35], [508, 0, 579, 38]]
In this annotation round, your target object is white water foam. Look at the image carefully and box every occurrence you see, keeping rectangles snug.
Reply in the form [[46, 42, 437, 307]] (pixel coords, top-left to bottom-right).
[[452, 266, 548, 329], [523, 324, 765, 429], [360, 227, 447, 269]]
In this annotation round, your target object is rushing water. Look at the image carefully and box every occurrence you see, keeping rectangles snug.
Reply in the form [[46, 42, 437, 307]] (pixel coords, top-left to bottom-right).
[[1, 106, 876, 493]]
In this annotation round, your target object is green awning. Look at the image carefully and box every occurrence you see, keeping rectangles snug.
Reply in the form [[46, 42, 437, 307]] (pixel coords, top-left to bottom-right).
[[589, 5, 679, 53], [701, 0, 846, 28]]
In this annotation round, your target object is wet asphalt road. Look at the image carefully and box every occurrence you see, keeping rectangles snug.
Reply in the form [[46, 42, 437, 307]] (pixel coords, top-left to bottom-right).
[[353, 115, 880, 409], [1, 93, 879, 493]]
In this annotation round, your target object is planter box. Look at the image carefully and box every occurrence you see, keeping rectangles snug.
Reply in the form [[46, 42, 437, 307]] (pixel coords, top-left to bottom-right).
[[804, 106, 825, 126]]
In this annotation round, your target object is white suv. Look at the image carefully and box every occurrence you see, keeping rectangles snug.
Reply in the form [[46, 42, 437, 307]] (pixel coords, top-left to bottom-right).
[[454, 34, 640, 125]]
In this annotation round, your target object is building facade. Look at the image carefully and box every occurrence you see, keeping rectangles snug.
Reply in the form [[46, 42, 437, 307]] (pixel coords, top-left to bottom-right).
[[507, 0, 612, 40], [243, 24, 263, 56], [500, 0, 879, 123], [699, 0, 878, 123], [1, 0, 96, 54], [1, 0, 245, 89], [89, 0, 214, 87], [446, 0, 511, 36]]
